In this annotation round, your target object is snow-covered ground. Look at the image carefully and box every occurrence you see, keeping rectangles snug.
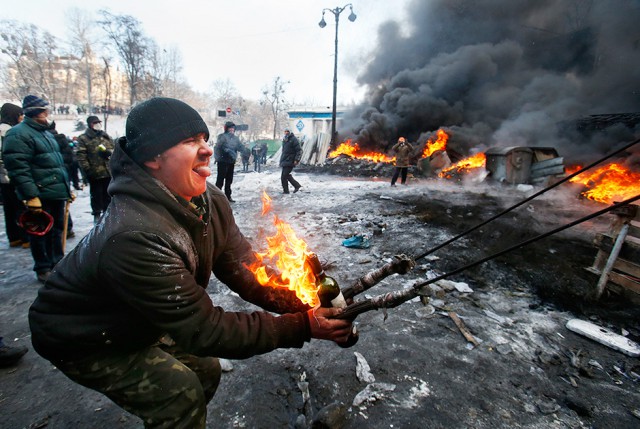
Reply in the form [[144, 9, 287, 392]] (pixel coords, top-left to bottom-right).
[[2, 142, 639, 429]]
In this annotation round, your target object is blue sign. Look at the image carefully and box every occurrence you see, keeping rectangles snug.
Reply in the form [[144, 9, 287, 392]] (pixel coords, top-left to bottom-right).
[[296, 120, 304, 132]]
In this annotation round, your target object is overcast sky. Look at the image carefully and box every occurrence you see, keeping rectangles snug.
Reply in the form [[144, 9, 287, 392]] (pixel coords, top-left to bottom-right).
[[1, 0, 411, 107]]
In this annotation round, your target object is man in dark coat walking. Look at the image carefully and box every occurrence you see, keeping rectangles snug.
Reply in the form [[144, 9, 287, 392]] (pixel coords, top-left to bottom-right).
[[280, 128, 302, 194], [28, 98, 352, 428]]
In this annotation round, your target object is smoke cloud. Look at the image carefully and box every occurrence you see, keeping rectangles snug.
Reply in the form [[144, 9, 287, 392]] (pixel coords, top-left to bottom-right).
[[342, 0, 640, 163]]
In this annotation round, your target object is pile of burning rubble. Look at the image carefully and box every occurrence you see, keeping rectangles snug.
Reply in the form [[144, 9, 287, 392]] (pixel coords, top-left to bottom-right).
[[305, 129, 640, 205]]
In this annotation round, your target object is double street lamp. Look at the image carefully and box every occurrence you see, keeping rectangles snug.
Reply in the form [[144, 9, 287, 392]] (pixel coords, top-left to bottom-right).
[[319, 4, 357, 149]]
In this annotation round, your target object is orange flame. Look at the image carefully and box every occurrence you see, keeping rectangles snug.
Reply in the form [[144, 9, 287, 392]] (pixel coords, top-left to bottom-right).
[[439, 152, 486, 178], [328, 139, 395, 163], [422, 129, 449, 158], [569, 163, 640, 204], [245, 192, 319, 306], [261, 190, 272, 216]]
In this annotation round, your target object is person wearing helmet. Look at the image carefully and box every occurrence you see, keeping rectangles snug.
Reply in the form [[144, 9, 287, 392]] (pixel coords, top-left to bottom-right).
[[2, 95, 72, 283], [391, 136, 412, 186], [28, 98, 352, 428], [280, 128, 302, 194], [213, 121, 244, 202]]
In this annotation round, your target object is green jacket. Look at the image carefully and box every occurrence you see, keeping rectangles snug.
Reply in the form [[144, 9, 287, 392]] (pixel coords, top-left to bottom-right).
[[2, 116, 70, 201], [29, 138, 311, 364], [76, 128, 114, 181]]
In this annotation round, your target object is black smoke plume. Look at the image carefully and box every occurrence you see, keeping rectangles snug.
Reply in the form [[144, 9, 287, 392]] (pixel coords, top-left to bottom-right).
[[341, 0, 640, 164]]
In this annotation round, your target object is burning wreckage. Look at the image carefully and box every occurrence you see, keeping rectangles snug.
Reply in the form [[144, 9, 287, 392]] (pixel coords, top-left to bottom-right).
[[230, 131, 640, 427]]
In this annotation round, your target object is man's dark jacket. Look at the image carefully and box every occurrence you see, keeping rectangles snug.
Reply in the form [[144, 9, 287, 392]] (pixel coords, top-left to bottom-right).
[[2, 116, 70, 201], [214, 132, 243, 164], [280, 133, 302, 167], [29, 138, 310, 364]]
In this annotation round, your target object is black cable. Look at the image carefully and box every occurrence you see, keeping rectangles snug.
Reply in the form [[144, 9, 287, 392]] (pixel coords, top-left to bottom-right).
[[335, 194, 640, 320], [413, 194, 640, 290], [413, 136, 640, 262]]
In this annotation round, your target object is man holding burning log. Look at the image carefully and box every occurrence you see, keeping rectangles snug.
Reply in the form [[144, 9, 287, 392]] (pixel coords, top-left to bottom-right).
[[28, 98, 352, 429]]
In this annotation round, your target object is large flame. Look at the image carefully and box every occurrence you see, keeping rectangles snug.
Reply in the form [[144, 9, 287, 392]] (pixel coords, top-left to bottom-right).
[[329, 139, 395, 163], [422, 129, 449, 158], [245, 192, 319, 306], [438, 152, 487, 178], [569, 163, 640, 204]]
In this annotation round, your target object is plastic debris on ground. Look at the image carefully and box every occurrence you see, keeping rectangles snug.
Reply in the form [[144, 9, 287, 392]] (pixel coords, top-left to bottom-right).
[[342, 235, 371, 249]]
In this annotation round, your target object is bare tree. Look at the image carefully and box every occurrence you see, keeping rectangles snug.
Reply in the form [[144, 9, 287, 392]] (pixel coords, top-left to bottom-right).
[[98, 10, 149, 105], [261, 76, 290, 139], [67, 8, 96, 112], [0, 20, 58, 100], [208, 79, 244, 126], [242, 99, 273, 141], [100, 57, 113, 131], [144, 43, 184, 99]]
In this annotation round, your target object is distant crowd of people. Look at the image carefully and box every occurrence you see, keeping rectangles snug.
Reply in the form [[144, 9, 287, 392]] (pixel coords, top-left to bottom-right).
[[53, 104, 127, 116]]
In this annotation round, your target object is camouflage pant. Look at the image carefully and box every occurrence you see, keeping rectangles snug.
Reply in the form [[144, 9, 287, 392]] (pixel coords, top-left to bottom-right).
[[57, 339, 221, 429]]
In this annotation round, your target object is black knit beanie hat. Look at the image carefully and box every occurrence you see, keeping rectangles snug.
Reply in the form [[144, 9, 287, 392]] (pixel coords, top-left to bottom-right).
[[22, 95, 49, 117], [0, 103, 23, 126], [125, 97, 210, 164]]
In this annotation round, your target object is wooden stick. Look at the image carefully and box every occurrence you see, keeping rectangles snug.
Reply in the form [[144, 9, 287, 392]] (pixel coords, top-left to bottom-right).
[[448, 311, 479, 347], [61, 200, 70, 253]]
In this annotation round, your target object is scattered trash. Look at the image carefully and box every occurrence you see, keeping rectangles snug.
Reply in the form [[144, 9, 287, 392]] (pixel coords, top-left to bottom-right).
[[342, 235, 371, 249], [434, 279, 473, 293], [448, 311, 480, 347], [414, 304, 436, 318], [352, 382, 396, 407], [354, 352, 375, 383], [566, 319, 640, 357], [219, 358, 234, 372], [588, 359, 603, 370]]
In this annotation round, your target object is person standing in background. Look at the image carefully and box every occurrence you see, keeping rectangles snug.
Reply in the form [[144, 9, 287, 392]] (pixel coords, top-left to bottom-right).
[[251, 142, 262, 172], [280, 128, 302, 194], [241, 143, 251, 173], [76, 116, 113, 223], [48, 122, 76, 239], [390, 136, 412, 186], [2, 95, 72, 283], [214, 121, 243, 202], [0, 103, 28, 248]]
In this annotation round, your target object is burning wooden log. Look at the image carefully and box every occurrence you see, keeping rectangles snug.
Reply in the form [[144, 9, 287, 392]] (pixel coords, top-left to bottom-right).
[[341, 254, 416, 301]]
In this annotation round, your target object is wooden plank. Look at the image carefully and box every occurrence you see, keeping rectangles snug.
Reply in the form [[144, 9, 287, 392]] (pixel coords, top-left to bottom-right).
[[594, 234, 640, 262], [607, 272, 640, 295], [613, 258, 640, 279], [627, 223, 640, 239], [566, 319, 640, 357]]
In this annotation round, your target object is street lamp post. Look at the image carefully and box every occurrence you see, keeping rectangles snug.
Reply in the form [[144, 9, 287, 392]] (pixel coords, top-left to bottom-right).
[[319, 4, 356, 149]]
